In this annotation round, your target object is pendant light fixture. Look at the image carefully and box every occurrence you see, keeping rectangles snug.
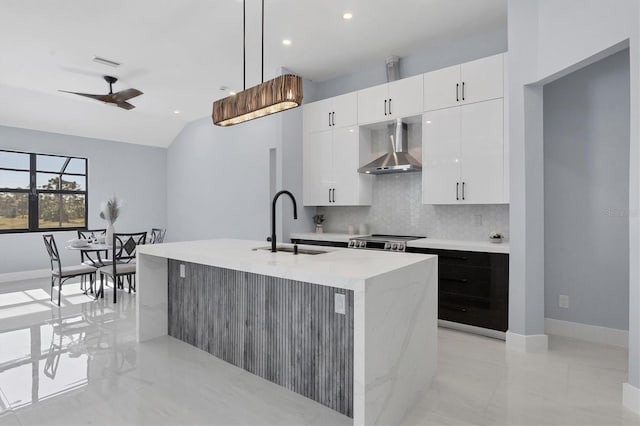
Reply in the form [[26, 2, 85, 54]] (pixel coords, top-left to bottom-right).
[[212, 0, 303, 127]]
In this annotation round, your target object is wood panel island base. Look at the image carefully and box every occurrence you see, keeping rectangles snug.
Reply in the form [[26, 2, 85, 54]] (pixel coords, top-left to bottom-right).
[[136, 239, 437, 425]]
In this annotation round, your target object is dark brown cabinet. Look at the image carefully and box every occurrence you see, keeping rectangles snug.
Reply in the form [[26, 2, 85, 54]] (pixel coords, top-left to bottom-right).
[[407, 247, 509, 332]]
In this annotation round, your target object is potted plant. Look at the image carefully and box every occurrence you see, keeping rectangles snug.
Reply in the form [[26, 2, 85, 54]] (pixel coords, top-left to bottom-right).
[[489, 231, 503, 243], [313, 214, 325, 234], [100, 195, 122, 246]]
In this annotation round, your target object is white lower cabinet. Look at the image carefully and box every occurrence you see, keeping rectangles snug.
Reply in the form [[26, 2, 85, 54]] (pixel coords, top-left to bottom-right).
[[422, 98, 505, 205], [303, 126, 372, 206]]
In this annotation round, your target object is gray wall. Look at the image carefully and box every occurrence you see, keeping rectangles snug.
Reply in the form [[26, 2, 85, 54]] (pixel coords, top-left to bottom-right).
[[167, 116, 278, 243], [0, 125, 167, 274], [315, 27, 507, 100], [543, 49, 630, 330]]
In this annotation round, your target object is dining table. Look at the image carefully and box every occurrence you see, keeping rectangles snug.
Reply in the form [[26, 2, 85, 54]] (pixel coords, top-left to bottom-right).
[[66, 242, 112, 267], [66, 242, 118, 299]]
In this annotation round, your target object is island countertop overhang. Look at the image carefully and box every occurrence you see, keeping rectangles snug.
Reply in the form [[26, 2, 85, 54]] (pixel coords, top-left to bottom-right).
[[137, 239, 436, 290]]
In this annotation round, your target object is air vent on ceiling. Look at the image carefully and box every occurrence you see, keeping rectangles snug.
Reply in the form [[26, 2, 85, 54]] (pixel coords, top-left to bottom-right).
[[93, 56, 121, 68]]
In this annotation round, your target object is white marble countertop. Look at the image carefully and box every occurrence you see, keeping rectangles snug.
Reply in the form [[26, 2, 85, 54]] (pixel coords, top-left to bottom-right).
[[407, 238, 510, 254], [138, 239, 435, 290], [290, 232, 366, 243]]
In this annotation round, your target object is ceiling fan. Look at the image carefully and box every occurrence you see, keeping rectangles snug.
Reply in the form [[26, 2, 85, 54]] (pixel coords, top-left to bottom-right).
[[59, 75, 143, 110]]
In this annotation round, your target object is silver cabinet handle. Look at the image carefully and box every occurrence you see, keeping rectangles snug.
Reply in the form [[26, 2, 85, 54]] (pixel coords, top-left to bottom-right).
[[388, 98, 392, 115], [329, 188, 331, 203], [456, 83, 459, 102], [462, 182, 466, 200], [456, 182, 459, 201], [462, 82, 465, 101], [384, 99, 387, 116]]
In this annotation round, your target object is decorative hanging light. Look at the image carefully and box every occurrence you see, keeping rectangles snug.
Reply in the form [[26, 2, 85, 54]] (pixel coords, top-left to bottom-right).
[[212, 0, 303, 126]]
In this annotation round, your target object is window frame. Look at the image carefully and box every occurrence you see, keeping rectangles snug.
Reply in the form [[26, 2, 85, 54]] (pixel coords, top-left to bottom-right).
[[0, 149, 89, 234]]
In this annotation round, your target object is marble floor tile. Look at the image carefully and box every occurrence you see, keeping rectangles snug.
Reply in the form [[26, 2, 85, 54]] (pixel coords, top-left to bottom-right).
[[1, 278, 639, 425]]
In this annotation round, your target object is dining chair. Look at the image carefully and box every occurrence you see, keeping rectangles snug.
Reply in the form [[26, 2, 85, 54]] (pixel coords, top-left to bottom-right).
[[43, 234, 97, 306], [98, 232, 146, 304], [149, 228, 166, 244], [76, 229, 107, 293]]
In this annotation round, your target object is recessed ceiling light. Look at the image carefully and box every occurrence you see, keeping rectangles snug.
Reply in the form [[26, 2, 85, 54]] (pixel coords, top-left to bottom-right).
[[282, 39, 292, 46], [229, 91, 236, 96], [173, 110, 180, 115], [343, 12, 353, 20]]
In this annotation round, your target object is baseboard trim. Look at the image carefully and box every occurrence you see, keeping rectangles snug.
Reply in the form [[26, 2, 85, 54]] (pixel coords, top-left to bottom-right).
[[438, 320, 506, 340], [0, 269, 50, 283], [623, 383, 640, 414], [545, 318, 628, 348], [505, 331, 548, 353]]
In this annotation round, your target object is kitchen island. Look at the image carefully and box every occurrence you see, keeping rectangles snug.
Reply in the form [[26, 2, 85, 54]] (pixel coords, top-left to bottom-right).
[[136, 239, 437, 425]]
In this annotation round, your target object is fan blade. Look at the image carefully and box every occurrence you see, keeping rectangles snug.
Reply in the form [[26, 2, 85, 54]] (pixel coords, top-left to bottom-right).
[[112, 88, 143, 102], [116, 101, 136, 110], [59, 90, 111, 103]]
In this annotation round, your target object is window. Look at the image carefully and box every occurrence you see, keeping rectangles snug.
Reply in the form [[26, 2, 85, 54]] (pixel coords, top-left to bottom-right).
[[0, 150, 88, 233]]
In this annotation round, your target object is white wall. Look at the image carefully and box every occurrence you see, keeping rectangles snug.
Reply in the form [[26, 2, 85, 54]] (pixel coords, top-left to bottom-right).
[[543, 49, 630, 331], [507, 0, 640, 405], [0, 125, 167, 274]]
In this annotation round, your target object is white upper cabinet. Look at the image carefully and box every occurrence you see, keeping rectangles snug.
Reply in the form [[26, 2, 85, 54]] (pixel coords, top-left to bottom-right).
[[422, 98, 504, 205], [356, 83, 388, 125], [302, 124, 372, 207], [304, 92, 357, 134], [459, 99, 504, 204], [460, 54, 504, 105], [303, 131, 333, 206], [330, 93, 358, 129], [423, 53, 504, 112], [422, 64, 461, 111], [422, 106, 462, 204], [357, 75, 423, 125]]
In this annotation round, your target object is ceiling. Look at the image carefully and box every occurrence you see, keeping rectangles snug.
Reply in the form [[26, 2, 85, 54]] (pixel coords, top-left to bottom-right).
[[0, 0, 507, 148]]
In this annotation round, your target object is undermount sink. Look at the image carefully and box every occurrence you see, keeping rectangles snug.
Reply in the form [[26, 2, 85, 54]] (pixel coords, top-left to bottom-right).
[[252, 245, 329, 255]]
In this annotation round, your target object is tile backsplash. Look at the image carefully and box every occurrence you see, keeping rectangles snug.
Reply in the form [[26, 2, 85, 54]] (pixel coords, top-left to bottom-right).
[[318, 172, 509, 241]]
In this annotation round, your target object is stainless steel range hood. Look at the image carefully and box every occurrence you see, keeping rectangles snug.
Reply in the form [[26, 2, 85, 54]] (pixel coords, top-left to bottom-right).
[[357, 119, 422, 174], [357, 56, 422, 175]]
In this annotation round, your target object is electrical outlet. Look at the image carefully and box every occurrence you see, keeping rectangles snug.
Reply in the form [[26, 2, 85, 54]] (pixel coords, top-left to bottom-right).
[[559, 294, 569, 308], [335, 293, 346, 315], [474, 214, 483, 226], [179, 264, 186, 278]]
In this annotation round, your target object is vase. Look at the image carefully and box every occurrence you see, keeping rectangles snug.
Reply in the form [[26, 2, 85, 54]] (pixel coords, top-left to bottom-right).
[[106, 224, 115, 246], [315, 224, 324, 234]]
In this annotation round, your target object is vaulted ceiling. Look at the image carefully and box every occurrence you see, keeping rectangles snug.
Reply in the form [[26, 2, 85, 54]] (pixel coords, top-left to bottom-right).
[[0, 0, 507, 147]]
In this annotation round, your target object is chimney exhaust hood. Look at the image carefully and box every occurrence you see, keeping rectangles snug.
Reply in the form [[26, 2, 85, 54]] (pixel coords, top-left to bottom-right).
[[357, 56, 422, 175], [357, 119, 422, 174]]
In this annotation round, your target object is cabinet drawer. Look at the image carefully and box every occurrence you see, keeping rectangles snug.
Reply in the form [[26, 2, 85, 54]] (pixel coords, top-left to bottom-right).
[[409, 247, 508, 269], [439, 264, 507, 299], [439, 293, 507, 331]]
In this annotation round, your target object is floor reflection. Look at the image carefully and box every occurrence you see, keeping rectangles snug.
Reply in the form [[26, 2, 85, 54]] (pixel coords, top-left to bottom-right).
[[0, 279, 137, 412]]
